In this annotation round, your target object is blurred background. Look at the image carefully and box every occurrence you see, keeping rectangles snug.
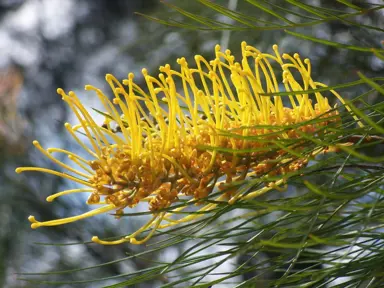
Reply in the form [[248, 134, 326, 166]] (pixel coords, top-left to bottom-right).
[[0, 0, 383, 287]]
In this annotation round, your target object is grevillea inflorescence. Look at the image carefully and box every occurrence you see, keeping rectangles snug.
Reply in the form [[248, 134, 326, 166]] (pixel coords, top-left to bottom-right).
[[16, 42, 349, 245]]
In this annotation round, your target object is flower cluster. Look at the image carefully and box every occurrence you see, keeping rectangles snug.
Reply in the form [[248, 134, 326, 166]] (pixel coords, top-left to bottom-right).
[[17, 42, 347, 245]]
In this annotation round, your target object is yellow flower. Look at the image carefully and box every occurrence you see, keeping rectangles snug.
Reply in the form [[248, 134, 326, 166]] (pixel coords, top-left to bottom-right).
[[16, 42, 349, 245]]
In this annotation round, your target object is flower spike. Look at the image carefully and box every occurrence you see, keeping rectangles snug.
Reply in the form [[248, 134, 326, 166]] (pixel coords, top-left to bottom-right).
[[17, 43, 349, 245]]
